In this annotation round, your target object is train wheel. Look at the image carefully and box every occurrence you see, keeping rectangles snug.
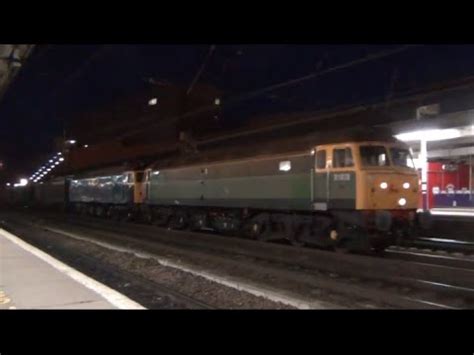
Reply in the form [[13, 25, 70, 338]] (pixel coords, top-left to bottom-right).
[[288, 223, 306, 247], [169, 213, 188, 230], [246, 221, 270, 241], [142, 209, 153, 224], [335, 239, 351, 254], [190, 214, 207, 231]]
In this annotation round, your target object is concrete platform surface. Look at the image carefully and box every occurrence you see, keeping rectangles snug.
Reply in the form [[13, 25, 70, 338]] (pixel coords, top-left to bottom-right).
[[0, 228, 144, 310], [430, 208, 474, 218]]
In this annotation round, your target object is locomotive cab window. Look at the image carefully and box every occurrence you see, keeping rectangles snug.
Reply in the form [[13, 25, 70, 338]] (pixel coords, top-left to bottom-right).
[[360, 146, 389, 167], [390, 147, 416, 169], [332, 148, 354, 168], [316, 150, 326, 169]]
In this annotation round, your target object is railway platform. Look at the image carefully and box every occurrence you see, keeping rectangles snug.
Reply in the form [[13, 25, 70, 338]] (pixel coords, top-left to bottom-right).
[[0, 228, 143, 310], [429, 207, 474, 218]]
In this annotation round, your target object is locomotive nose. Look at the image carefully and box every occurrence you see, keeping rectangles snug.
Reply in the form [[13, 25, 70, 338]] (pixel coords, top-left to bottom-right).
[[368, 174, 418, 210]]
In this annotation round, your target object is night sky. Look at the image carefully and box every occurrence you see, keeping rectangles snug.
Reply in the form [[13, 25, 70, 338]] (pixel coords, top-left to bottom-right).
[[2, 44, 474, 177]]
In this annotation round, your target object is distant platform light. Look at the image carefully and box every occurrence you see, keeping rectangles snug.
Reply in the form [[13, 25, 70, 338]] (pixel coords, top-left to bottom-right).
[[15, 178, 28, 187], [214, 98, 221, 106], [6, 183, 10, 186], [84, 144, 89, 148], [66, 139, 77, 144], [148, 98, 158, 106]]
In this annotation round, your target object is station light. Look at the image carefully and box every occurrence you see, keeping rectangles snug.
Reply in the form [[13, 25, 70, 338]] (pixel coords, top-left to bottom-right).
[[57, 152, 62, 156], [49, 160, 53, 163], [395, 128, 461, 142], [13, 178, 29, 187], [214, 98, 221, 106], [83, 144, 88, 148], [59, 157, 64, 162], [148, 98, 158, 106], [398, 198, 407, 206], [55, 162, 60, 165], [403, 182, 410, 189], [66, 139, 77, 144], [6, 183, 10, 186], [380, 182, 388, 189]]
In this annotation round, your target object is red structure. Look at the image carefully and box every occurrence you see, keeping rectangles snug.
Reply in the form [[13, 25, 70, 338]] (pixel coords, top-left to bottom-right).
[[427, 162, 472, 208]]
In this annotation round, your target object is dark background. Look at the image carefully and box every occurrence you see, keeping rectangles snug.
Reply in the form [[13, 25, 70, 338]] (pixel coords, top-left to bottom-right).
[[2, 44, 474, 176]]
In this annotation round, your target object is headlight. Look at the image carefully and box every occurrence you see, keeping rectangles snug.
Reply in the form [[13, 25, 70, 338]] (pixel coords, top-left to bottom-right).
[[398, 198, 407, 206], [380, 182, 388, 189], [403, 182, 410, 189]]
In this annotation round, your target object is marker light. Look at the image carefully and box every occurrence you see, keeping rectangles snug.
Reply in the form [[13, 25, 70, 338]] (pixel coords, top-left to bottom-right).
[[380, 182, 388, 189], [403, 182, 410, 189], [398, 198, 407, 206]]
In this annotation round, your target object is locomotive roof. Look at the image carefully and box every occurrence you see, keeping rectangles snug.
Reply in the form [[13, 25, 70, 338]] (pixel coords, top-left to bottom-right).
[[148, 126, 399, 170], [63, 125, 400, 178]]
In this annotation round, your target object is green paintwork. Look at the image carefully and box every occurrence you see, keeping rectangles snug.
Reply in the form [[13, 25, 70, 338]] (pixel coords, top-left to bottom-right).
[[314, 171, 356, 209], [146, 152, 356, 212], [148, 173, 312, 211]]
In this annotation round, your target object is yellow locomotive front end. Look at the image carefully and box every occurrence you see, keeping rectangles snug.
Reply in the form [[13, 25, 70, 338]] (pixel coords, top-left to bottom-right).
[[355, 141, 419, 247]]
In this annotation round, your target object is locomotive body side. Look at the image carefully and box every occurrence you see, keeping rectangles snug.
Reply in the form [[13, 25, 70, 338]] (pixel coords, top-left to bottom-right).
[[68, 172, 135, 217], [146, 152, 314, 211], [34, 177, 66, 210]]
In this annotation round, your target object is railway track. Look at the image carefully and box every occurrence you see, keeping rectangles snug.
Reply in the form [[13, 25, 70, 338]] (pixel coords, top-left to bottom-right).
[[0, 218, 215, 310], [405, 237, 474, 254], [3, 210, 474, 309], [385, 245, 474, 270]]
